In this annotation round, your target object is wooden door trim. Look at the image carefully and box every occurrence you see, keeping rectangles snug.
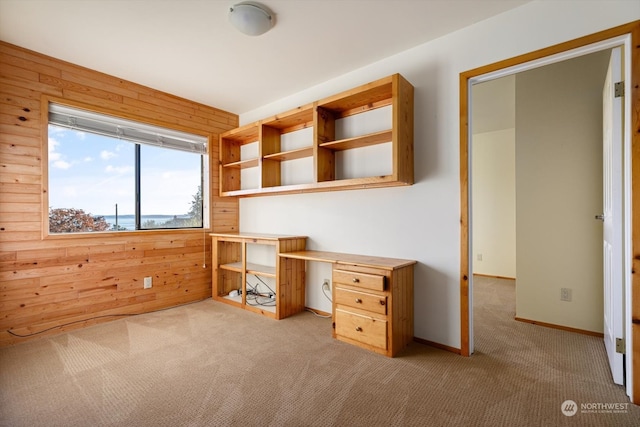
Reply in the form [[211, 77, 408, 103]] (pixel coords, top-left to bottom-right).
[[459, 20, 640, 404]]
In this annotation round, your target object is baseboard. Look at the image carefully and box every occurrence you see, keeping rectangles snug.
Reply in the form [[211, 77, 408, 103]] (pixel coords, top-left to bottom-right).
[[514, 317, 604, 337], [473, 273, 516, 280], [413, 337, 462, 355]]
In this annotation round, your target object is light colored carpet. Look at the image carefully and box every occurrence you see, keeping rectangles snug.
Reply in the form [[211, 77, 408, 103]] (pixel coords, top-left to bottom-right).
[[0, 276, 637, 426]]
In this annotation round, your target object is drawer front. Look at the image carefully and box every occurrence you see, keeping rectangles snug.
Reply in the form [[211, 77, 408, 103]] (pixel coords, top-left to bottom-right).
[[335, 309, 387, 350], [335, 287, 387, 315], [333, 269, 385, 291]]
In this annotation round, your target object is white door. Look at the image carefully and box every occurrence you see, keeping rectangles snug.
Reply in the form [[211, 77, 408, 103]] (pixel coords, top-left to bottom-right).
[[602, 46, 624, 385]]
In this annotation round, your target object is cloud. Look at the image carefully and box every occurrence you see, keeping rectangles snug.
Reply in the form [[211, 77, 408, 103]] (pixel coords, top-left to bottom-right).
[[48, 137, 72, 169], [53, 160, 72, 170], [48, 126, 67, 136], [48, 137, 61, 161], [105, 165, 133, 174], [100, 150, 116, 160]]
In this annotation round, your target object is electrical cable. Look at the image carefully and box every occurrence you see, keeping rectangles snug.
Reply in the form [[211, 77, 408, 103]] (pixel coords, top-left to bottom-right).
[[246, 281, 256, 295], [202, 221, 207, 269], [254, 275, 275, 296], [322, 284, 332, 302], [307, 280, 332, 317], [245, 275, 276, 307], [305, 308, 331, 318], [246, 295, 276, 307], [200, 187, 206, 268]]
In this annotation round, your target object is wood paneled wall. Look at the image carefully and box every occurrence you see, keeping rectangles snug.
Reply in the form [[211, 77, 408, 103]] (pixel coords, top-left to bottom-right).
[[0, 41, 239, 345]]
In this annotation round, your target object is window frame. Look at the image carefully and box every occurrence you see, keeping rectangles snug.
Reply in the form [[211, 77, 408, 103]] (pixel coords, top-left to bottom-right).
[[42, 98, 211, 238]]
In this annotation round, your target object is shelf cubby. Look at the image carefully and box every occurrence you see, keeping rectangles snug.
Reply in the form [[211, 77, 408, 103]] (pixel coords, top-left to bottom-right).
[[219, 123, 260, 193], [245, 262, 276, 277], [318, 129, 393, 151], [211, 233, 307, 320], [260, 104, 314, 189]]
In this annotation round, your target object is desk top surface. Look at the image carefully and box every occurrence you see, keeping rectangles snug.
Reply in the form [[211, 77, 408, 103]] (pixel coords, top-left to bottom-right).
[[279, 250, 416, 270], [210, 232, 307, 241]]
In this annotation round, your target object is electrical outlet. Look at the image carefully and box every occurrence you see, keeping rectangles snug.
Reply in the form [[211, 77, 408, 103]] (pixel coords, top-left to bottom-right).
[[322, 279, 330, 290], [477, 253, 483, 261], [144, 276, 152, 289], [560, 287, 572, 302]]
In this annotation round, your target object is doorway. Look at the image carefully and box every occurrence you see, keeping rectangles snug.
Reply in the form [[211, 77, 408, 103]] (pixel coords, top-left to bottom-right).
[[471, 48, 610, 331], [459, 22, 638, 403]]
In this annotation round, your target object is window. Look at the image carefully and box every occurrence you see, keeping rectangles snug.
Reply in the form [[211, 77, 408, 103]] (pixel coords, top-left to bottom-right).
[[47, 103, 208, 233]]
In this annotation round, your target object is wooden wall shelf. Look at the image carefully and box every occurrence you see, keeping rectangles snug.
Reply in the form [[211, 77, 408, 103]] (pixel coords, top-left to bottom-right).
[[263, 146, 314, 161], [319, 129, 393, 151], [219, 73, 414, 197]]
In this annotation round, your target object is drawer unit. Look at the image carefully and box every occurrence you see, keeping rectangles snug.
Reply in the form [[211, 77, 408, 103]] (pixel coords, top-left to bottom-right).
[[332, 261, 413, 357], [333, 269, 385, 291], [335, 287, 387, 316], [277, 250, 415, 358], [335, 309, 387, 350]]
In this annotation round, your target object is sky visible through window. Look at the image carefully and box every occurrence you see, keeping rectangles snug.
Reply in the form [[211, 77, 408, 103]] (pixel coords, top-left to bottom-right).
[[48, 125, 201, 222]]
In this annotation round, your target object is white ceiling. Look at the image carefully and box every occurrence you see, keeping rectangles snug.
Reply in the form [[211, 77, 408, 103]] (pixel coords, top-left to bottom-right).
[[0, 0, 531, 115]]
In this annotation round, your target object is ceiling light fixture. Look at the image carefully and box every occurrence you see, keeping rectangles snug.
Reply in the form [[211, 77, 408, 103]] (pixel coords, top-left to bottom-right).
[[229, 2, 274, 36]]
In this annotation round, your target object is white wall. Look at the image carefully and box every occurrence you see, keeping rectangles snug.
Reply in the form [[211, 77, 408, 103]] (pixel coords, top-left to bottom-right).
[[471, 75, 516, 278], [515, 50, 610, 333], [472, 129, 516, 278], [239, 1, 639, 348]]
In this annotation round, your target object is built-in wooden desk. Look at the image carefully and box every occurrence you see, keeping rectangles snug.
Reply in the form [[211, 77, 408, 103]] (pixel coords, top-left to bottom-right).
[[280, 250, 416, 357]]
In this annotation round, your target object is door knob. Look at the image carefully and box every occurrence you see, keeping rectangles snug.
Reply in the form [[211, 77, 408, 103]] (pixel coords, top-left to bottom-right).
[[595, 214, 605, 221]]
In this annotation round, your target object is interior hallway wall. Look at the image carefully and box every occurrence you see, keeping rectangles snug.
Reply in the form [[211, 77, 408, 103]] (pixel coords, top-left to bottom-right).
[[472, 75, 516, 278], [515, 50, 610, 333], [472, 129, 516, 278]]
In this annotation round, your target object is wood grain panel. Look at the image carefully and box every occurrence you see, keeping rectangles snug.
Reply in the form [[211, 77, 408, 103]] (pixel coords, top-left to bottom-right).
[[0, 41, 239, 345]]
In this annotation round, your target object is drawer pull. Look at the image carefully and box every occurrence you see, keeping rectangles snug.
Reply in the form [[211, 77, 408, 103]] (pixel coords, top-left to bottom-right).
[[352, 278, 360, 283], [355, 298, 362, 304], [379, 300, 386, 306], [355, 326, 363, 332]]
